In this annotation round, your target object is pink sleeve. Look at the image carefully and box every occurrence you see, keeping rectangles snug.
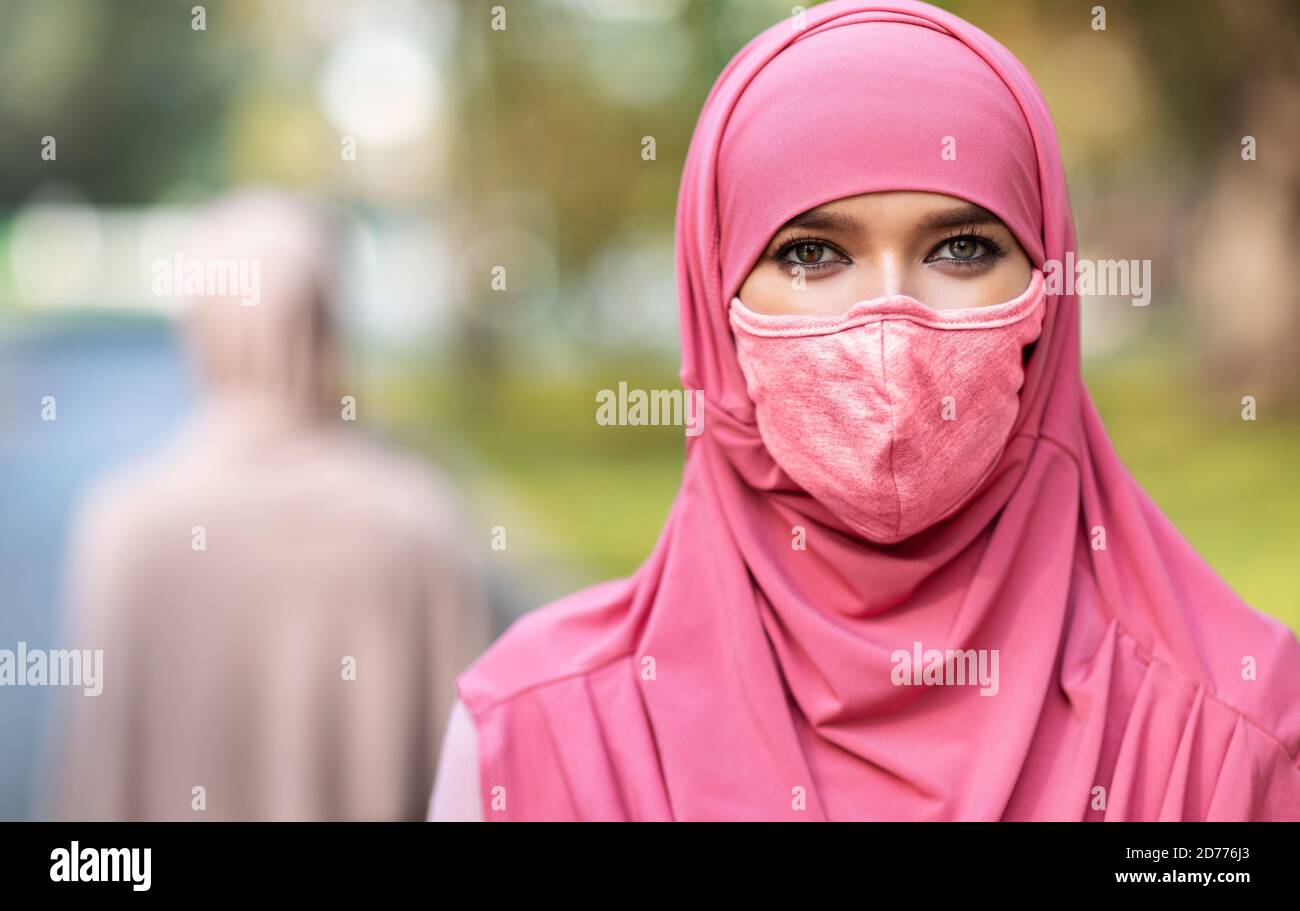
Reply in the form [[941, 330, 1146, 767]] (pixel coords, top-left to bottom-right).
[[427, 698, 484, 822]]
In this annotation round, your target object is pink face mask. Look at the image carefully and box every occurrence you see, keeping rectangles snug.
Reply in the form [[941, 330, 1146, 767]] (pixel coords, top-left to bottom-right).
[[729, 269, 1047, 544]]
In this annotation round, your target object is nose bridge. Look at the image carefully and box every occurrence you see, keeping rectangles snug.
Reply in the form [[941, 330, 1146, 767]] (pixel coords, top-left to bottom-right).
[[879, 250, 906, 297], [857, 249, 908, 301]]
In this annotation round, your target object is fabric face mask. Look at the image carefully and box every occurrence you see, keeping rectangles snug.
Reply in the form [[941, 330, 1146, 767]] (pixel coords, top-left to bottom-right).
[[729, 269, 1046, 544]]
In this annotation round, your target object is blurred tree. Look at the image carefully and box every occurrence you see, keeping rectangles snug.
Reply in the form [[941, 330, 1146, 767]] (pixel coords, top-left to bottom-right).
[[0, 0, 250, 205], [1163, 0, 1300, 407]]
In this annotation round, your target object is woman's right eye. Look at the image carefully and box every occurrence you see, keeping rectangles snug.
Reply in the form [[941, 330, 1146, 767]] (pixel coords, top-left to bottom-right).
[[775, 240, 844, 272]]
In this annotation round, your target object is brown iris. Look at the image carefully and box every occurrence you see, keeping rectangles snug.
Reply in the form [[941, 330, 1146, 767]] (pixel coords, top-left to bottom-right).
[[793, 243, 823, 263]]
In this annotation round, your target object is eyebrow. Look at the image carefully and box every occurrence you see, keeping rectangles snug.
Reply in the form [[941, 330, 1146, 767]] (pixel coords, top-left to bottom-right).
[[774, 202, 1004, 235], [918, 203, 1003, 231], [776, 208, 862, 233]]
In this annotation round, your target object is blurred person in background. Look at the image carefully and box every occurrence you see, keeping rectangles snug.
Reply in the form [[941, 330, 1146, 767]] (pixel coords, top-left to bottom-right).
[[40, 187, 491, 821]]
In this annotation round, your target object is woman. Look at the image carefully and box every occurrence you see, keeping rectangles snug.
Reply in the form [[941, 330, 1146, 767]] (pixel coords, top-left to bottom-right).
[[430, 0, 1300, 821]]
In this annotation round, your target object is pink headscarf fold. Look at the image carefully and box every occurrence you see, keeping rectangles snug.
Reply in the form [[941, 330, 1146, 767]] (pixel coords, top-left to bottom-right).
[[457, 0, 1300, 820]]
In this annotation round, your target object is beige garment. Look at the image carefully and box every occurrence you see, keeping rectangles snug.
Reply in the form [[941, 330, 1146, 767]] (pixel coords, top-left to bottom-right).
[[40, 189, 491, 821], [428, 697, 482, 821]]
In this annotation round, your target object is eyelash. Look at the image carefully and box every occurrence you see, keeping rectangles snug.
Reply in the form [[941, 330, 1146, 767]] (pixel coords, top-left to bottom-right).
[[772, 234, 848, 273], [772, 228, 1006, 272], [929, 228, 1005, 269]]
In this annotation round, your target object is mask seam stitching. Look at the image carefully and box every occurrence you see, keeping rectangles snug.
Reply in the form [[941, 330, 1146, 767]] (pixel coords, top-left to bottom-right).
[[729, 271, 1044, 338], [880, 321, 902, 537]]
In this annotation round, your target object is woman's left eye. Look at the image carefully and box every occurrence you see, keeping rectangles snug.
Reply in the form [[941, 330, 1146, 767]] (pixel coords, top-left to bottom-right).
[[927, 234, 1000, 264]]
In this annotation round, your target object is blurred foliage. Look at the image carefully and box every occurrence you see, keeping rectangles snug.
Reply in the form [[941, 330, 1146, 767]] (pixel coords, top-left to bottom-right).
[[0, 0, 254, 203], [371, 353, 686, 582]]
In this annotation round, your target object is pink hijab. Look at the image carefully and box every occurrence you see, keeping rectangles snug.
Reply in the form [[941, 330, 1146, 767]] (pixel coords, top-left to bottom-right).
[[456, 0, 1300, 820]]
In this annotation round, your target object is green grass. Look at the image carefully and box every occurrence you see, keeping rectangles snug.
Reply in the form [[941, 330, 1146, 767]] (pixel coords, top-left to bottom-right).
[[1085, 356, 1300, 629]]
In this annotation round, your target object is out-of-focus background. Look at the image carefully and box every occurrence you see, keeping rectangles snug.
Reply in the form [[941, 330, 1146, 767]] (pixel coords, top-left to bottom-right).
[[1, 0, 1297, 819]]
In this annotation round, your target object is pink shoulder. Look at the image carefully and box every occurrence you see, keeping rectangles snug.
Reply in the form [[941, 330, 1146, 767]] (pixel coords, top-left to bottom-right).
[[455, 576, 635, 716]]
